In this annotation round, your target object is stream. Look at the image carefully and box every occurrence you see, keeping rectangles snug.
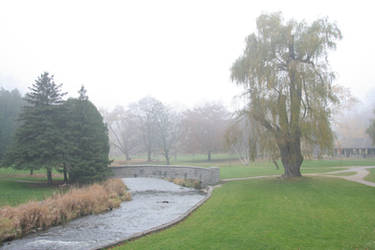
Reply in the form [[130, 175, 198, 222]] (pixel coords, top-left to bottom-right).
[[1, 178, 206, 250]]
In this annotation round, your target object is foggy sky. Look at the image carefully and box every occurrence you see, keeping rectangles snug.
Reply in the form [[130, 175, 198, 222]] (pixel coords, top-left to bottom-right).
[[0, 0, 374, 111]]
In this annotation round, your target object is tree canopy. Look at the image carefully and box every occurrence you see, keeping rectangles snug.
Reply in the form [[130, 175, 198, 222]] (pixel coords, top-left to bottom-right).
[[231, 12, 342, 177], [182, 103, 229, 161], [5, 73, 66, 184], [130, 96, 162, 162], [5, 75, 110, 185], [63, 87, 111, 184], [0, 88, 23, 162]]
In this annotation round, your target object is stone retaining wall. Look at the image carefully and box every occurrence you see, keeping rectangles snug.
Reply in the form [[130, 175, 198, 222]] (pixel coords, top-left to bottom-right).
[[111, 165, 220, 187]]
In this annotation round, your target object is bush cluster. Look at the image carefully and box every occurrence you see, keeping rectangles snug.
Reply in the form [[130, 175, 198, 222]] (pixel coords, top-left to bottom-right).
[[168, 178, 201, 189], [0, 178, 131, 242]]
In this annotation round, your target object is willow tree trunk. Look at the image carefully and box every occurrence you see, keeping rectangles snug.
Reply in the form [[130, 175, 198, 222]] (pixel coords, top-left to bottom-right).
[[278, 137, 303, 177]]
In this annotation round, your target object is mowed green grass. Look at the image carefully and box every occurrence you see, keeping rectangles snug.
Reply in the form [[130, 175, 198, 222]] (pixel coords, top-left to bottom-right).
[[365, 168, 375, 182], [111, 153, 237, 163], [330, 171, 357, 176], [0, 168, 60, 207], [0, 179, 58, 207], [2, 158, 374, 207], [113, 153, 375, 179], [188, 158, 375, 179], [116, 177, 375, 250]]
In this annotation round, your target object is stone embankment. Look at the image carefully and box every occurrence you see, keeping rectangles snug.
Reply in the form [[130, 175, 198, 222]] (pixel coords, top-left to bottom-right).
[[111, 165, 220, 187]]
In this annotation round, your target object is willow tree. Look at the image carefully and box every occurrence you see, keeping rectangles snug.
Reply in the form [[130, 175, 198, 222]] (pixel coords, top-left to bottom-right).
[[231, 13, 342, 177]]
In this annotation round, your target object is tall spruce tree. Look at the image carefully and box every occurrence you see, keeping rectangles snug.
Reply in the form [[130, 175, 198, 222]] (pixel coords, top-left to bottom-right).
[[5, 72, 66, 184], [63, 86, 110, 184]]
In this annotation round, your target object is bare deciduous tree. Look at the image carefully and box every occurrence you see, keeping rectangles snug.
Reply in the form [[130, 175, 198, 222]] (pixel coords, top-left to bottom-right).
[[154, 104, 183, 165], [104, 106, 139, 161], [182, 103, 230, 161], [131, 97, 161, 162]]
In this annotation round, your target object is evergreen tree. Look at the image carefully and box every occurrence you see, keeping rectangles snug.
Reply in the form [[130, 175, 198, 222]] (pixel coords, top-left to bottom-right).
[[0, 88, 23, 162], [63, 86, 111, 184], [5, 72, 66, 184]]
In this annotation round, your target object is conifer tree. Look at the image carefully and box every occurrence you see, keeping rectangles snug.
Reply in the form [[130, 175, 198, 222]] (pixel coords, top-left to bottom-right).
[[6, 72, 66, 184], [63, 86, 111, 184], [0, 88, 23, 162]]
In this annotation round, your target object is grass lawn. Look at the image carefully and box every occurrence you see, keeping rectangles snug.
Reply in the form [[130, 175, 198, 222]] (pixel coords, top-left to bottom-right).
[[190, 159, 375, 179], [111, 153, 237, 164], [0, 168, 61, 207], [113, 154, 375, 179], [365, 168, 375, 183], [115, 177, 375, 250], [2, 157, 371, 207]]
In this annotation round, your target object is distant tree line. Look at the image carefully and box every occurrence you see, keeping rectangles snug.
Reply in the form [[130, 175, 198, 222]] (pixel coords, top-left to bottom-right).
[[102, 94, 357, 166], [2, 70, 372, 184], [1, 72, 110, 185], [368, 110, 375, 145], [0, 88, 23, 161], [102, 98, 231, 164]]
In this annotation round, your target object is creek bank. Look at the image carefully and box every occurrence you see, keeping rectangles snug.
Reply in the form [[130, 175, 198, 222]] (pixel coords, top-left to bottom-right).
[[1, 178, 206, 250], [0, 179, 130, 243], [166, 178, 202, 189]]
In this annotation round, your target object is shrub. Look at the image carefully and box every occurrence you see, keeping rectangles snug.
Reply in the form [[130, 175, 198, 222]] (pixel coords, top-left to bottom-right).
[[168, 178, 201, 189], [0, 217, 16, 242], [0, 178, 131, 243]]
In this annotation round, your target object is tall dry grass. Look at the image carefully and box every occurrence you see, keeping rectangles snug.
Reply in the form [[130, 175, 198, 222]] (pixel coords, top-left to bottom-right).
[[168, 178, 201, 189], [0, 178, 131, 242]]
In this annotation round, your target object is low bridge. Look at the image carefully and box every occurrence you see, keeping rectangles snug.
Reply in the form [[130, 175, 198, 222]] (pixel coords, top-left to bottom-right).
[[111, 165, 220, 187]]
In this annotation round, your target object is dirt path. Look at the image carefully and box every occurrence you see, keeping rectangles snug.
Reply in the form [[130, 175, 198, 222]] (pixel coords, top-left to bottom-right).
[[308, 166, 375, 187], [222, 166, 375, 187]]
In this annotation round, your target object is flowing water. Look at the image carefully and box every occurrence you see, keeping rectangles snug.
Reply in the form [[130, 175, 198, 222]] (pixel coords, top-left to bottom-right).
[[1, 178, 206, 250]]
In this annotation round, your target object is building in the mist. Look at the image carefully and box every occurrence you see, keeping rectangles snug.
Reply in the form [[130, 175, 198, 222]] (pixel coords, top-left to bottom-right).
[[334, 137, 375, 158]]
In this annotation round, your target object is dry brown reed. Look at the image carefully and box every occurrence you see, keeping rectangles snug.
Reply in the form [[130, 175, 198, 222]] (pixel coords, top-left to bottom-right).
[[168, 178, 201, 189], [0, 178, 131, 242]]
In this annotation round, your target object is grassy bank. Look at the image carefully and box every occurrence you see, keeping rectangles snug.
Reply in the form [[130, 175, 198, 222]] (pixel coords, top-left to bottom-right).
[[0, 179, 58, 207], [167, 178, 201, 189], [0, 168, 63, 207], [115, 177, 375, 249], [0, 178, 130, 242]]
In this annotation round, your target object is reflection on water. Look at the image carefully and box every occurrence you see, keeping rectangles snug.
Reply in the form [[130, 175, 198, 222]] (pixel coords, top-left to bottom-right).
[[1, 178, 205, 250]]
